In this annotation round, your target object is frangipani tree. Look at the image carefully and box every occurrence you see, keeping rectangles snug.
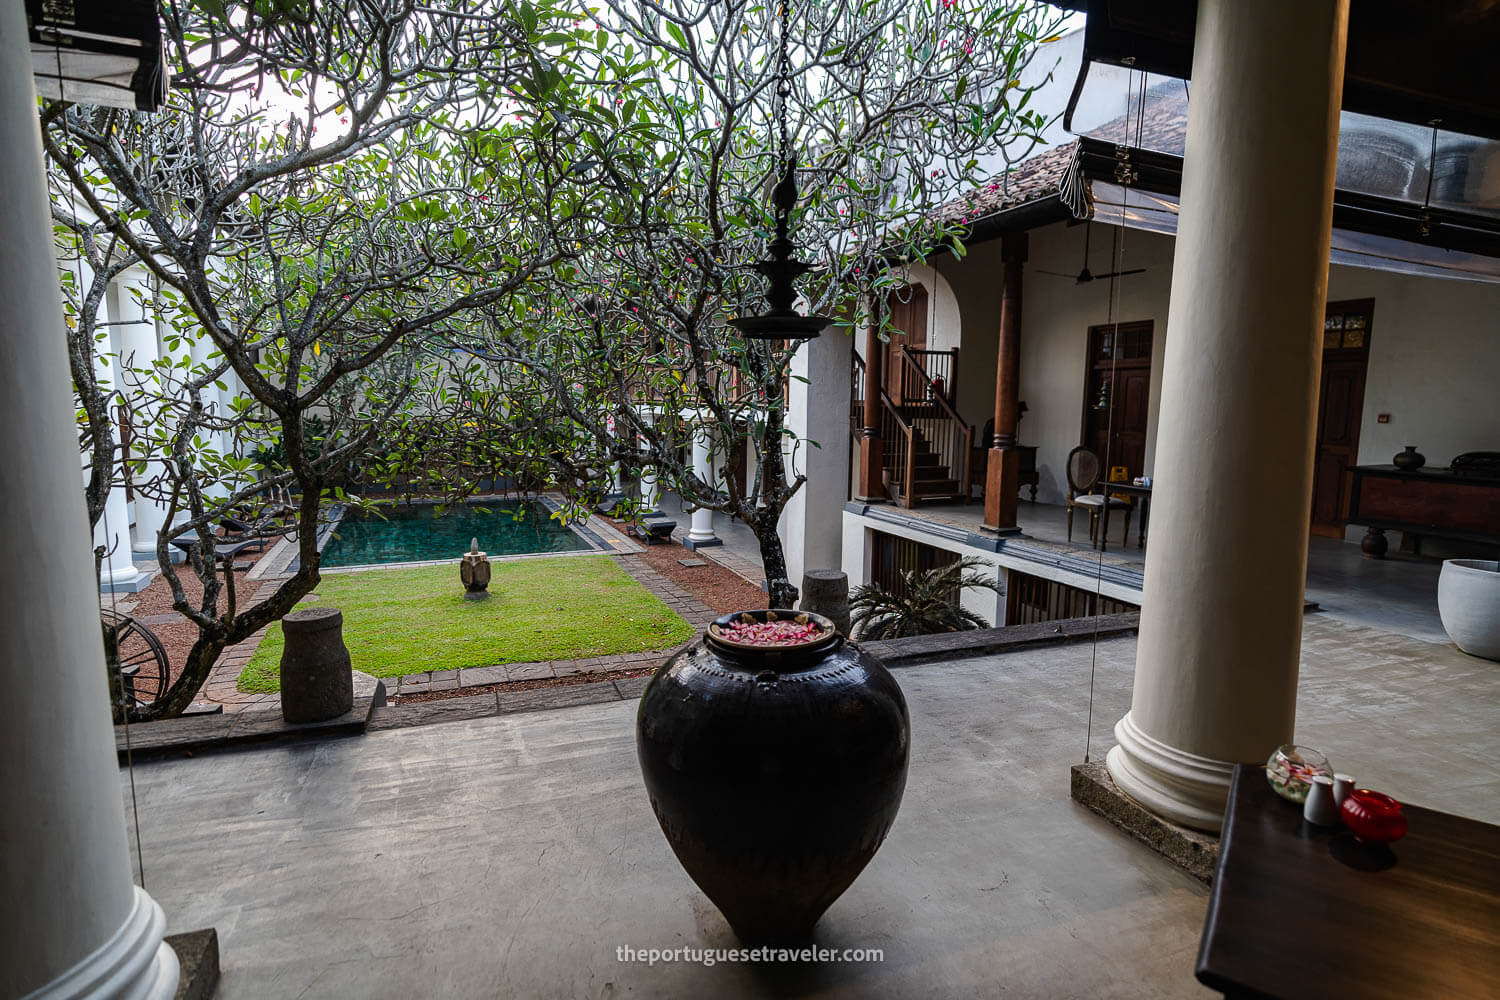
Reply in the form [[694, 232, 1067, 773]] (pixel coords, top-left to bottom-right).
[[468, 0, 1067, 605], [44, 0, 611, 718]]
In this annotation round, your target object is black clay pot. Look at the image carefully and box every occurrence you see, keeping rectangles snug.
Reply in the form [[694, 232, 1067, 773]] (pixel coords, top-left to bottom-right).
[[636, 610, 910, 943], [1392, 446, 1427, 470]]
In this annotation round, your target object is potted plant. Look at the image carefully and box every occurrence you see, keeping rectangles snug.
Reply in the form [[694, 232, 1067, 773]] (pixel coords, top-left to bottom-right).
[[850, 556, 1002, 639], [636, 610, 909, 942]]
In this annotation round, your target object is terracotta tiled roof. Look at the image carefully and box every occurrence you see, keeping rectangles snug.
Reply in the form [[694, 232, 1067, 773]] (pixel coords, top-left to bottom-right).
[[935, 140, 1078, 226], [935, 80, 1192, 229]]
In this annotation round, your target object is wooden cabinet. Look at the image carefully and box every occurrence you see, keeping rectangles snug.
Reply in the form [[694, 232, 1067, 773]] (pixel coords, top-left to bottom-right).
[[1347, 464, 1500, 556]]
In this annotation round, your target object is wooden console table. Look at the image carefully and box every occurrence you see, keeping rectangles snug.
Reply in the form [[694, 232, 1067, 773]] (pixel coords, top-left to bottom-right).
[[969, 443, 1038, 502], [1196, 765, 1500, 999], [1346, 464, 1500, 557]]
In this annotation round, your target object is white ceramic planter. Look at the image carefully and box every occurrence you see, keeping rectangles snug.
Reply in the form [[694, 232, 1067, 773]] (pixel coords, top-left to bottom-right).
[[1437, 559, 1500, 661]]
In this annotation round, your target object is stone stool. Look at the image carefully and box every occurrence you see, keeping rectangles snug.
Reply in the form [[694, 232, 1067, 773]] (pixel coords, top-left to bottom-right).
[[280, 607, 353, 723], [799, 569, 851, 636]]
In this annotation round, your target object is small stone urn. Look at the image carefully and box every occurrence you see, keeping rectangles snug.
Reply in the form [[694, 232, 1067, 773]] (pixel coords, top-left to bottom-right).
[[460, 537, 491, 600], [280, 607, 353, 724], [799, 569, 852, 635]]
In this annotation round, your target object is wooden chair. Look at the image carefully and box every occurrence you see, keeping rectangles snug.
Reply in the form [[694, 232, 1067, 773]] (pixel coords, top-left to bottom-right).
[[1065, 446, 1132, 547]]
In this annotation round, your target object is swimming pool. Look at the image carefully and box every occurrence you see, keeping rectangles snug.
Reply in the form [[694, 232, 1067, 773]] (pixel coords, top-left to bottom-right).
[[319, 500, 594, 568]]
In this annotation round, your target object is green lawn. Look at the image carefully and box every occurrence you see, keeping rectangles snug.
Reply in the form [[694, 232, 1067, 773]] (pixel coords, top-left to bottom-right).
[[237, 556, 695, 693]]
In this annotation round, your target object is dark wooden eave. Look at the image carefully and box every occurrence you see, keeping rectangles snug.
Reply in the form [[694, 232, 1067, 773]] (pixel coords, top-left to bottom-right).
[[1057, 0, 1500, 141]]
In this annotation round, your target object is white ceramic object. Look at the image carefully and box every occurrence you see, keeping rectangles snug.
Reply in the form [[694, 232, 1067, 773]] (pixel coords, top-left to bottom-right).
[[1437, 559, 1500, 661], [1303, 776, 1341, 826], [1333, 773, 1355, 808]]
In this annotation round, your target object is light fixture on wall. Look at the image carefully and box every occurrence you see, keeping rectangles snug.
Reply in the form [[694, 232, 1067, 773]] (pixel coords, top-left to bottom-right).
[[27, 0, 169, 111]]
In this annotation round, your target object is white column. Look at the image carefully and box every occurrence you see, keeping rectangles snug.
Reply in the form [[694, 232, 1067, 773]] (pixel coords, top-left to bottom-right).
[[218, 364, 247, 496], [188, 328, 229, 500], [684, 422, 721, 549], [1106, 0, 1349, 831], [779, 325, 850, 591], [118, 268, 169, 557], [92, 283, 149, 592], [638, 419, 661, 514], [0, 3, 179, 995], [155, 298, 192, 556], [640, 468, 661, 514], [603, 415, 624, 499]]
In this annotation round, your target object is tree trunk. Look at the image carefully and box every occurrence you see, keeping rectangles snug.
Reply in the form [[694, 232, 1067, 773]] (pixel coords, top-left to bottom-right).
[[757, 520, 798, 608]]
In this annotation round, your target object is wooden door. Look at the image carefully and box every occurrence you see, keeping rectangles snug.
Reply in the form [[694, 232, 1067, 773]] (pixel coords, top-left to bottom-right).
[[885, 285, 928, 405], [1081, 322, 1154, 479], [1310, 300, 1374, 537]]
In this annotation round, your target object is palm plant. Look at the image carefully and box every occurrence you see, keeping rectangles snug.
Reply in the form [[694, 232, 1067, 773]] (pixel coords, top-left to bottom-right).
[[849, 557, 1002, 640]]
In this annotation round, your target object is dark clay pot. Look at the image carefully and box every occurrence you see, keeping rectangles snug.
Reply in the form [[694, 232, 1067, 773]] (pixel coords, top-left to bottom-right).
[[1392, 446, 1427, 470], [636, 610, 910, 943]]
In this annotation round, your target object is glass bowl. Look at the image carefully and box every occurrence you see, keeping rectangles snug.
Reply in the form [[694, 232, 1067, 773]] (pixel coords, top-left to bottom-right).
[[1265, 744, 1332, 803]]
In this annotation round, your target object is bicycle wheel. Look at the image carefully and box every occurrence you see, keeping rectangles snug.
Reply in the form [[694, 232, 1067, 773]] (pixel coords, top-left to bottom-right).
[[101, 609, 170, 713]]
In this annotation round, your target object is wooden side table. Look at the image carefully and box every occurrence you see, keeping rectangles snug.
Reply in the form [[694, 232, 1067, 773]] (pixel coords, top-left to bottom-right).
[[1196, 765, 1500, 999]]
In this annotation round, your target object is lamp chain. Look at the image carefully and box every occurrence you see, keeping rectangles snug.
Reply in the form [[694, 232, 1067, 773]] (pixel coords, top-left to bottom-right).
[[776, 0, 792, 174]]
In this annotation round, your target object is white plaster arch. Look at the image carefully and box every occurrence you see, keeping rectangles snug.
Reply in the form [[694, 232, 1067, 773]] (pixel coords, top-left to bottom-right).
[[892, 262, 962, 355]]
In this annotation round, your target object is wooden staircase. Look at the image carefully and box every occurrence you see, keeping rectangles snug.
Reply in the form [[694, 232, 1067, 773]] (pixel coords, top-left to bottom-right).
[[903, 430, 963, 502], [852, 350, 973, 507]]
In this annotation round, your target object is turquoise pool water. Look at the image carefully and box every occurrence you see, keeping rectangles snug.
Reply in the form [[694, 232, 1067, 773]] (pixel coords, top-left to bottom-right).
[[320, 501, 591, 567]]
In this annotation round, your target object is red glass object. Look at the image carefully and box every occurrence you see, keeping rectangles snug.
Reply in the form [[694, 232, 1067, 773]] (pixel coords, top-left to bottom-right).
[[1341, 789, 1409, 845]]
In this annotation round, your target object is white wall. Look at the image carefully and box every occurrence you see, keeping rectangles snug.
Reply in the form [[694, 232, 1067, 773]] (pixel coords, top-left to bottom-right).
[[936, 221, 1178, 503], [936, 240, 1004, 430], [1020, 222, 1178, 502], [1324, 265, 1500, 467], [780, 329, 854, 590], [970, 27, 1091, 182], [933, 218, 1500, 510], [899, 263, 963, 356]]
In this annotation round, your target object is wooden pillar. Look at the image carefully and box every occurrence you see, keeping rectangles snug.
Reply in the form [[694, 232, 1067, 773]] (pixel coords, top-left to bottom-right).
[[855, 300, 885, 502], [983, 233, 1027, 531]]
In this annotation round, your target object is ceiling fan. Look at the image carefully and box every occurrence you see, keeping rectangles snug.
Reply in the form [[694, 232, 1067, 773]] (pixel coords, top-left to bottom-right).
[[1035, 222, 1146, 285]]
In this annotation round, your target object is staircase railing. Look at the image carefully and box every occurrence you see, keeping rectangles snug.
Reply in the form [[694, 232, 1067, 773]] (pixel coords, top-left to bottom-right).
[[851, 352, 921, 506], [851, 352, 867, 435], [898, 346, 973, 501], [880, 386, 916, 508], [894, 346, 960, 408]]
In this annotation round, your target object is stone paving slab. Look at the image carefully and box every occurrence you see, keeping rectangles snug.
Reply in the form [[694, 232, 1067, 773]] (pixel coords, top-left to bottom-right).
[[1071, 761, 1219, 884], [118, 672, 386, 760], [613, 674, 652, 699], [164, 928, 220, 1000], [506, 661, 555, 682], [116, 714, 234, 756], [368, 692, 501, 732], [497, 680, 620, 715], [457, 664, 507, 686]]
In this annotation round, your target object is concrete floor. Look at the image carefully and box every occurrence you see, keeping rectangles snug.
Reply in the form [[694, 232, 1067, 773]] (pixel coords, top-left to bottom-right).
[[660, 492, 1455, 643], [123, 612, 1500, 998], [865, 499, 1453, 642]]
